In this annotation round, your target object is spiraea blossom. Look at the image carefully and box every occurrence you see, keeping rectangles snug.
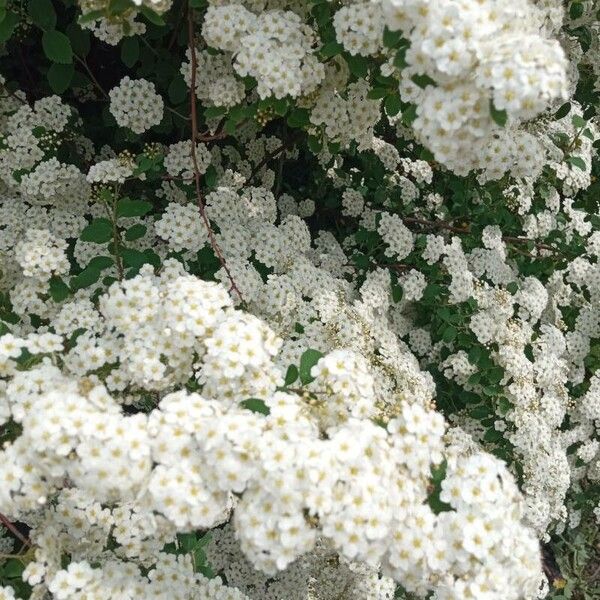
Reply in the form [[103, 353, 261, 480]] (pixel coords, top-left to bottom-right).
[[0, 0, 597, 598]]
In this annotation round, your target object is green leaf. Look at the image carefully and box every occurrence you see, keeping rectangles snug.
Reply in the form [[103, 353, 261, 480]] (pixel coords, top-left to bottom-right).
[[284, 364, 298, 386], [240, 398, 270, 415], [87, 256, 114, 271], [121, 37, 139, 68], [489, 100, 507, 127], [345, 54, 369, 78], [48, 276, 71, 303], [66, 22, 91, 56], [567, 156, 586, 170], [320, 41, 343, 58], [109, 0, 134, 13], [569, 1, 584, 19], [470, 406, 491, 419], [125, 224, 147, 241], [382, 27, 403, 48], [177, 532, 198, 552], [47, 62, 74, 94], [393, 47, 408, 69], [0, 10, 18, 42], [442, 326, 457, 343], [204, 105, 227, 119], [70, 267, 101, 290], [80, 218, 113, 243], [468, 346, 481, 364], [307, 135, 322, 154], [571, 114, 586, 128], [384, 93, 402, 116], [42, 30, 73, 64], [411, 73, 436, 89], [223, 118, 237, 135], [28, 0, 57, 30], [116, 198, 152, 218], [367, 87, 388, 100], [497, 397, 512, 414], [78, 9, 105, 24], [554, 102, 571, 119], [168, 75, 188, 104], [204, 165, 218, 189], [582, 128, 594, 140], [468, 372, 481, 386], [121, 248, 148, 269], [139, 5, 165, 26], [286, 108, 310, 128], [272, 98, 288, 116], [506, 281, 518, 294], [483, 428, 503, 443], [488, 367, 504, 384], [3, 558, 24, 578], [299, 348, 323, 384], [401, 104, 417, 126]]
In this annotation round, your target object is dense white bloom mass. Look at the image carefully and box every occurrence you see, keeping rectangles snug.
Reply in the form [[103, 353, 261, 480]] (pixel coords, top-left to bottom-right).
[[0, 0, 597, 598], [109, 77, 164, 133], [380, 0, 569, 176]]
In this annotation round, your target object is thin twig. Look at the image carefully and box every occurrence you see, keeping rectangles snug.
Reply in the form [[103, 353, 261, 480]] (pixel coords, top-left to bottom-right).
[[139, 36, 159, 57], [101, 193, 124, 280], [187, 4, 243, 302], [566, 123, 587, 153], [248, 144, 287, 183], [403, 216, 469, 234], [345, 261, 410, 274], [166, 105, 191, 122], [0, 514, 31, 548], [0, 89, 27, 105], [197, 129, 228, 142], [73, 55, 109, 100], [17, 46, 37, 96], [502, 236, 556, 253], [167, 0, 187, 50], [403, 217, 560, 254]]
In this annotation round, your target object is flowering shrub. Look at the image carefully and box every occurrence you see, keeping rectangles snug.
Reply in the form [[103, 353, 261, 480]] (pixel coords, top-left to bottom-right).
[[0, 0, 598, 599]]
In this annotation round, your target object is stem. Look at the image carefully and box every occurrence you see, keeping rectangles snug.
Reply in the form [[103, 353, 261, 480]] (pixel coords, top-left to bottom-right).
[[101, 192, 124, 280], [403, 216, 469, 234], [566, 123, 587, 153], [0, 514, 31, 548], [73, 55, 109, 100], [139, 36, 159, 57], [402, 217, 561, 255], [166, 105, 191, 122], [248, 144, 286, 183], [187, 4, 244, 302]]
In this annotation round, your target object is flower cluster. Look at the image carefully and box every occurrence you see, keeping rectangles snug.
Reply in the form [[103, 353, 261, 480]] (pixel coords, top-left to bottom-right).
[[0, 0, 598, 597], [380, 0, 569, 176], [109, 77, 165, 134], [202, 5, 324, 99]]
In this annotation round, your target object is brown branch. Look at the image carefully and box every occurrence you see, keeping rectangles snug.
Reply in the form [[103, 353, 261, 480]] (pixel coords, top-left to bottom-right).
[[403, 217, 470, 234], [345, 261, 410, 274], [17, 46, 37, 97], [248, 145, 285, 183], [167, 0, 187, 50], [197, 129, 228, 142], [187, 4, 243, 302], [0, 514, 31, 548], [73, 55, 109, 100], [403, 217, 559, 254], [248, 138, 299, 184], [502, 236, 556, 253]]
